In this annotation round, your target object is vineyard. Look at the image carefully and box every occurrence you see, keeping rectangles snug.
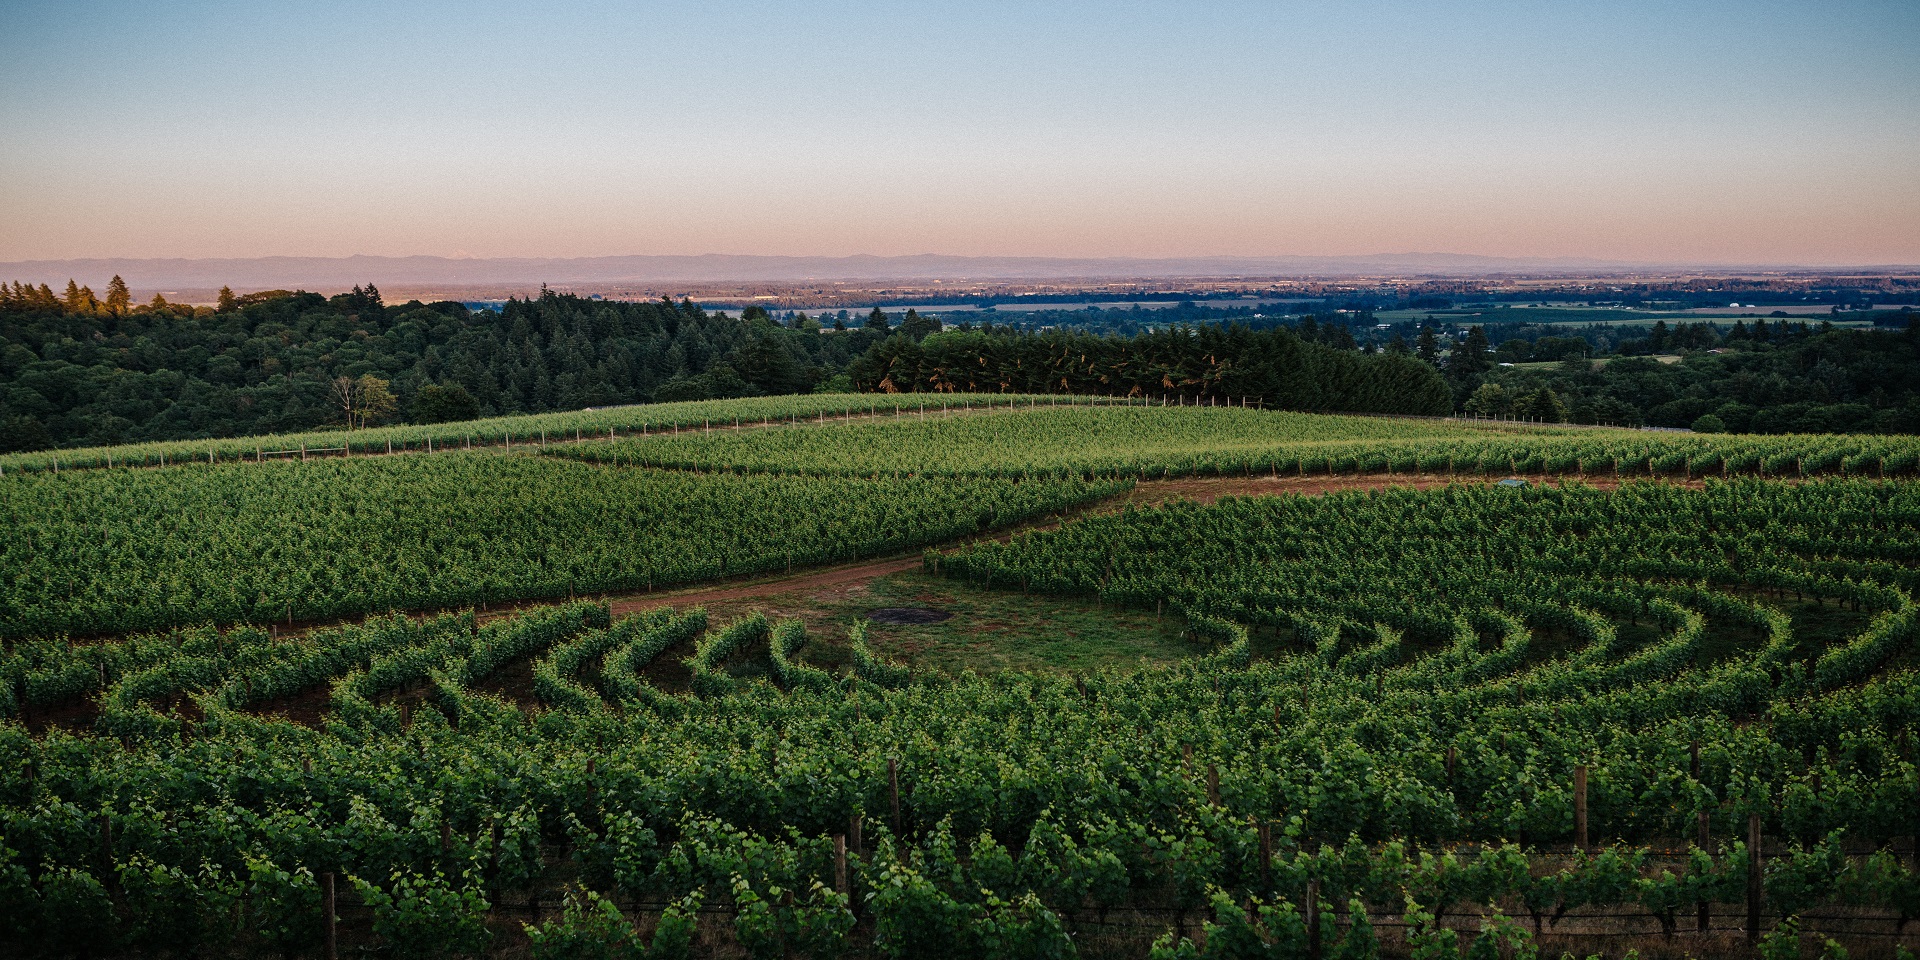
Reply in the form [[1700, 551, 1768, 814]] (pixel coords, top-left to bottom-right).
[[552, 405, 1920, 480], [0, 453, 1119, 638], [0, 393, 1126, 475], [3, 401, 1920, 958]]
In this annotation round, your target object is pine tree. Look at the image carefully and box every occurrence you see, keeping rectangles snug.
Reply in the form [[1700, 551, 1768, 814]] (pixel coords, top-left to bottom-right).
[[63, 279, 83, 313], [217, 286, 238, 313], [105, 275, 131, 316], [1448, 325, 1492, 384], [1416, 324, 1440, 365], [864, 307, 891, 334]]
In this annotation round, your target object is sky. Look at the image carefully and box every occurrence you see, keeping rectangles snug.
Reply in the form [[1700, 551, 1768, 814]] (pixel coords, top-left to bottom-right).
[[2, 0, 1917, 265]]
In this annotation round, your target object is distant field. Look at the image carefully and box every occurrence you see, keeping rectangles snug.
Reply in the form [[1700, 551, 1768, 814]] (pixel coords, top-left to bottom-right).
[[1373, 304, 1887, 326]]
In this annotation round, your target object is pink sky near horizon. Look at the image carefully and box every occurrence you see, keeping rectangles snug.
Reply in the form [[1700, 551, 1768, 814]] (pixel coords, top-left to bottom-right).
[[3, 0, 1916, 266]]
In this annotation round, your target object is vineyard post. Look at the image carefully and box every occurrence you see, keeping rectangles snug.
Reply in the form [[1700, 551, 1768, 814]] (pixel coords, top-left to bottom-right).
[[1573, 765, 1589, 851], [323, 872, 337, 960], [1305, 878, 1322, 960], [98, 813, 113, 887], [849, 813, 863, 856], [1257, 821, 1273, 891], [888, 759, 902, 835], [488, 819, 503, 892], [833, 835, 848, 895], [1444, 745, 1456, 784], [1745, 813, 1762, 942], [1206, 764, 1221, 807]]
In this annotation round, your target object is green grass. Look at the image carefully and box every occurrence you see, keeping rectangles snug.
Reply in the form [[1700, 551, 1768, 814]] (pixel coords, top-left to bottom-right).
[[673, 571, 1202, 675]]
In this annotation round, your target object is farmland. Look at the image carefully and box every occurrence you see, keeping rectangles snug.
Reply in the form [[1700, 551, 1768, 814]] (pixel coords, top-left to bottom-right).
[[3, 395, 1919, 959]]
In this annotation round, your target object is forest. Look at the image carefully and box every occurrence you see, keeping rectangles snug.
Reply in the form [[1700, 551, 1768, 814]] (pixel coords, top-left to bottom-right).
[[0, 283, 873, 452], [2, 277, 1918, 452]]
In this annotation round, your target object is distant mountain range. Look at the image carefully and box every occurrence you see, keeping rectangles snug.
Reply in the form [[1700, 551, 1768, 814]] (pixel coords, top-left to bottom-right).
[[3, 253, 1910, 292]]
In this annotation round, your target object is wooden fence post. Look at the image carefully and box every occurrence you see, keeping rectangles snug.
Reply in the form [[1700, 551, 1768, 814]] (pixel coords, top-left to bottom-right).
[[1573, 765, 1589, 851], [888, 758, 901, 835], [98, 814, 114, 886], [834, 835, 849, 895], [323, 871, 337, 960], [487, 820, 502, 892], [1257, 821, 1273, 891], [1206, 764, 1221, 808], [1746, 813, 1763, 942], [1697, 809, 1712, 932], [1306, 878, 1322, 960], [849, 813, 863, 856]]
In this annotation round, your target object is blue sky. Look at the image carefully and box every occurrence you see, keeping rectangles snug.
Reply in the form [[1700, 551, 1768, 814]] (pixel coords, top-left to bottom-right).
[[2, 0, 1916, 263]]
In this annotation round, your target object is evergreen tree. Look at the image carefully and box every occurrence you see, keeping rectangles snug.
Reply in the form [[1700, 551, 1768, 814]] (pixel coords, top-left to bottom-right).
[[62, 279, 83, 313], [899, 308, 938, 341], [864, 307, 891, 334], [217, 286, 238, 313], [1448, 326, 1492, 385], [104, 275, 132, 316], [1415, 324, 1441, 366], [1518, 386, 1568, 423]]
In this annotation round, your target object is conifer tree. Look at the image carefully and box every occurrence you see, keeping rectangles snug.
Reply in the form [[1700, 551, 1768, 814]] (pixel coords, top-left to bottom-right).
[[105, 275, 131, 316], [1415, 324, 1441, 365], [217, 286, 237, 312]]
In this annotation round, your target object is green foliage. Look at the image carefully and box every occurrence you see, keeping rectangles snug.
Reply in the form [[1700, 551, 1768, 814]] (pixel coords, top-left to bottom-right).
[[32, 865, 119, 958], [0, 454, 1120, 637], [352, 869, 493, 960], [245, 856, 325, 958], [0, 291, 875, 452], [1758, 915, 1802, 960], [556, 403, 1920, 481], [525, 887, 643, 960], [119, 855, 242, 956], [1328, 898, 1378, 960]]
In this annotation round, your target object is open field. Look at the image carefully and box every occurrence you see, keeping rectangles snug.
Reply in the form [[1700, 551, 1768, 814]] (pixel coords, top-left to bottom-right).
[[3, 396, 1919, 959]]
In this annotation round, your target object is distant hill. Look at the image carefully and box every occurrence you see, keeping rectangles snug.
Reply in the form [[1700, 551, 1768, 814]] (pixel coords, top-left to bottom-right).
[[8, 252, 1894, 293]]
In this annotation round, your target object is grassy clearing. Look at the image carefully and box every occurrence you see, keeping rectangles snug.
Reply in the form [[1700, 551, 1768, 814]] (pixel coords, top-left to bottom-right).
[[645, 570, 1200, 675]]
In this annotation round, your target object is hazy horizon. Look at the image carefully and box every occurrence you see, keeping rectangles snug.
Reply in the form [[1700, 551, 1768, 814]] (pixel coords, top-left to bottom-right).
[[4, 0, 1917, 265]]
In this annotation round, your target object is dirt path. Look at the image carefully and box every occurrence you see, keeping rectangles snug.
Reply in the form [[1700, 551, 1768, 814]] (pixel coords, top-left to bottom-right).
[[609, 556, 927, 618]]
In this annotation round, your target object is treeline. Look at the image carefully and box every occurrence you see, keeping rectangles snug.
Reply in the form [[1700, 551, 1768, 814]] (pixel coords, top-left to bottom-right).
[[847, 325, 1454, 415], [0, 284, 878, 452], [1461, 321, 1920, 434]]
